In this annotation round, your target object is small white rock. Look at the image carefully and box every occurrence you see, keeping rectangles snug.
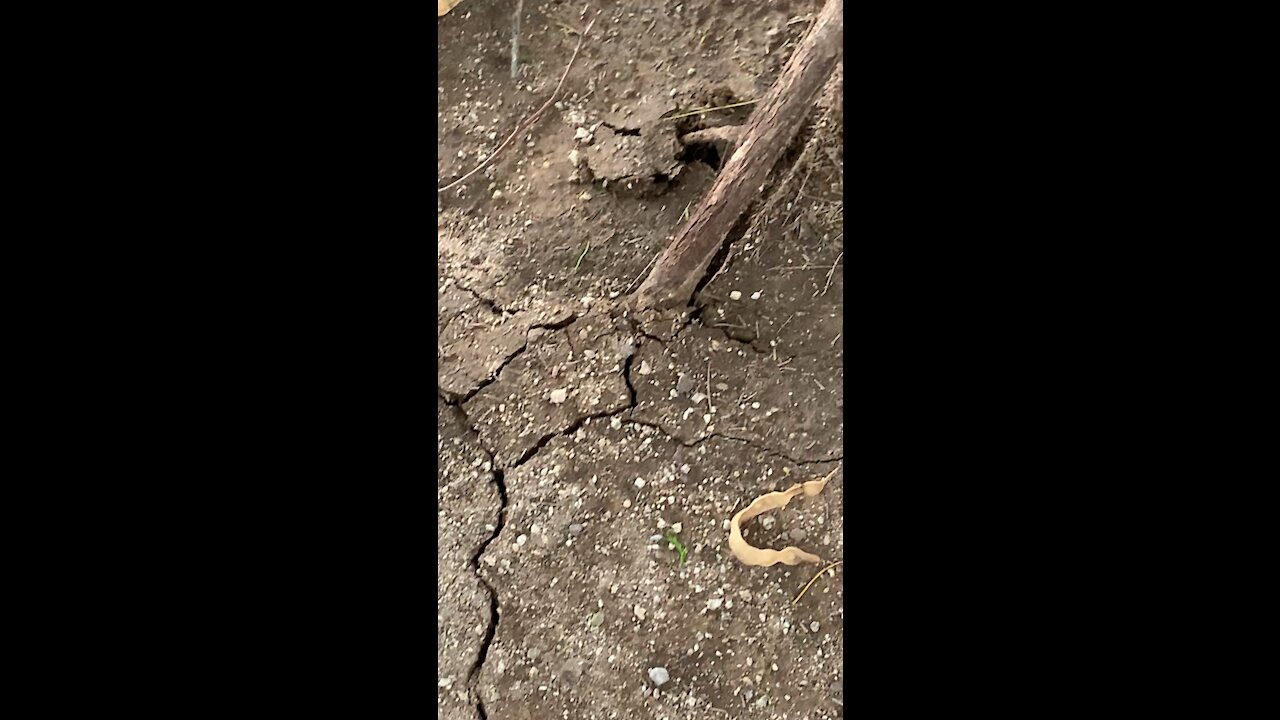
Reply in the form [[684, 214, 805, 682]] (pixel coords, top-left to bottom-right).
[[638, 360, 652, 375], [516, 534, 528, 546], [750, 291, 761, 300], [634, 605, 647, 620], [549, 388, 569, 404], [648, 667, 669, 686], [729, 290, 742, 300], [671, 522, 682, 533], [569, 149, 582, 166]]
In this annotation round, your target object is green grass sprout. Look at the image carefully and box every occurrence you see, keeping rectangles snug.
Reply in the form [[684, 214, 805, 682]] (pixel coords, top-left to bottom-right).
[[664, 531, 688, 565]]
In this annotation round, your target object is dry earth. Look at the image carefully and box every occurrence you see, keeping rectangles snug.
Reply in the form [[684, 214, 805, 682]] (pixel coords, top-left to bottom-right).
[[439, 2, 843, 718]]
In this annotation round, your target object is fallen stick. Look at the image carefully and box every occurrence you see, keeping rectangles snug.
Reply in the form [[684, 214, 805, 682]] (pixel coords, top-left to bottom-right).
[[628, 0, 843, 310]]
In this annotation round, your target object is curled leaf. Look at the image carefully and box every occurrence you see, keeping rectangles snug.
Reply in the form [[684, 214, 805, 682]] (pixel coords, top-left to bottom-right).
[[728, 467, 838, 567], [438, 0, 464, 17]]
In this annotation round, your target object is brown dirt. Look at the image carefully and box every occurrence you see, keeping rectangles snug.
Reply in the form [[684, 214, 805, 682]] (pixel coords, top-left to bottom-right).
[[438, 2, 843, 718]]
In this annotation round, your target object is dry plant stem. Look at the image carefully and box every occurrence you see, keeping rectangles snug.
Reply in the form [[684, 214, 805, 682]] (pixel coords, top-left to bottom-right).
[[510, 0, 523, 78], [793, 560, 843, 605], [438, 13, 597, 193], [820, 251, 842, 296], [629, 0, 843, 310]]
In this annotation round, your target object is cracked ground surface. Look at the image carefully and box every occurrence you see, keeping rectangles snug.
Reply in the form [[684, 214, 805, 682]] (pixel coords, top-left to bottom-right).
[[439, 1, 842, 718]]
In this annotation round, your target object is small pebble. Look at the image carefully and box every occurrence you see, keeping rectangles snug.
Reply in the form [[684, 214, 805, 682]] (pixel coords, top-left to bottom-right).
[[568, 523, 584, 535], [750, 291, 762, 300], [675, 374, 695, 394], [549, 388, 568, 404], [638, 360, 652, 375], [648, 667, 669, 686], [790, 528, 807, 541], [811, 621, 820, 632], [671, 522, 682, 533], [516, 534, 528, 546], [635, 477, 646, 488], [729, 290, 742, 300]]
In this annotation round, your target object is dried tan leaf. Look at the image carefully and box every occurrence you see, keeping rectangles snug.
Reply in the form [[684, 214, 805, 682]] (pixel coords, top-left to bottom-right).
[[729, 467, 838, 567], [438, 0, 464, 17]]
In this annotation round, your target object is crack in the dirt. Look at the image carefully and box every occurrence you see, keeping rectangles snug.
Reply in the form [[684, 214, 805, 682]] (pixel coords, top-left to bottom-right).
[[601, 121, 641, 136], [454, 281, 516, 316], [624, 417, 842, 467], [442, 387, 507, 720], [504, 350, 640, 472], [468, 462, 505, 720], [448, 318, 644, 720], [444, 313, 581, 405]]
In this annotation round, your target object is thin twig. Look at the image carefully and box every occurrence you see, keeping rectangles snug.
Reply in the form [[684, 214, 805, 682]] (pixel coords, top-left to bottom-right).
[[510, 0, 523, 78], [793, 560, 843, 605], [439, 12, 598, 193], [623, 250, 659, 294], [820, 251, 842, 296], [705, 359, 713, 414], [660, 99, 758, 122], [573, 241, 590, 271], [766, 263, 844, 271]]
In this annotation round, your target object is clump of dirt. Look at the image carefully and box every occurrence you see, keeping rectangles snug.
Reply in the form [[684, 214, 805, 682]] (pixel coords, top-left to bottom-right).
[[439, 2, 843, 718]]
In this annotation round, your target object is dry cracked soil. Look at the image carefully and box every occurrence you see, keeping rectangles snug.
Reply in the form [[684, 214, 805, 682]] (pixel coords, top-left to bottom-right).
[[439, 2, 843, 718]]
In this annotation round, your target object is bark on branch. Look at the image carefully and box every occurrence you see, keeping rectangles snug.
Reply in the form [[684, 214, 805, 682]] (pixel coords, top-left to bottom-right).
[[628, 0, 843, 311]]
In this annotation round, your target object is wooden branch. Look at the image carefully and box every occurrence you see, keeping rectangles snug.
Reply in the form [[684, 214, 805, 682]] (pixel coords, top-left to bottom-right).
[[628, 0, 844, 311]]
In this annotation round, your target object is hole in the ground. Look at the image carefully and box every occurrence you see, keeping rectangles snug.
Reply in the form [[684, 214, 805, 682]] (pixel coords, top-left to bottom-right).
[[603, 122, 641, 136], [678, 141, 722, 172]]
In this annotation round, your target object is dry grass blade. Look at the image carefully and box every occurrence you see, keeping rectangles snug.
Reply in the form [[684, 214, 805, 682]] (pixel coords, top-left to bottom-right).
[[660, 99, 759, 122], [792, 560, 842, 605], [438, 12, 598, 193]]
